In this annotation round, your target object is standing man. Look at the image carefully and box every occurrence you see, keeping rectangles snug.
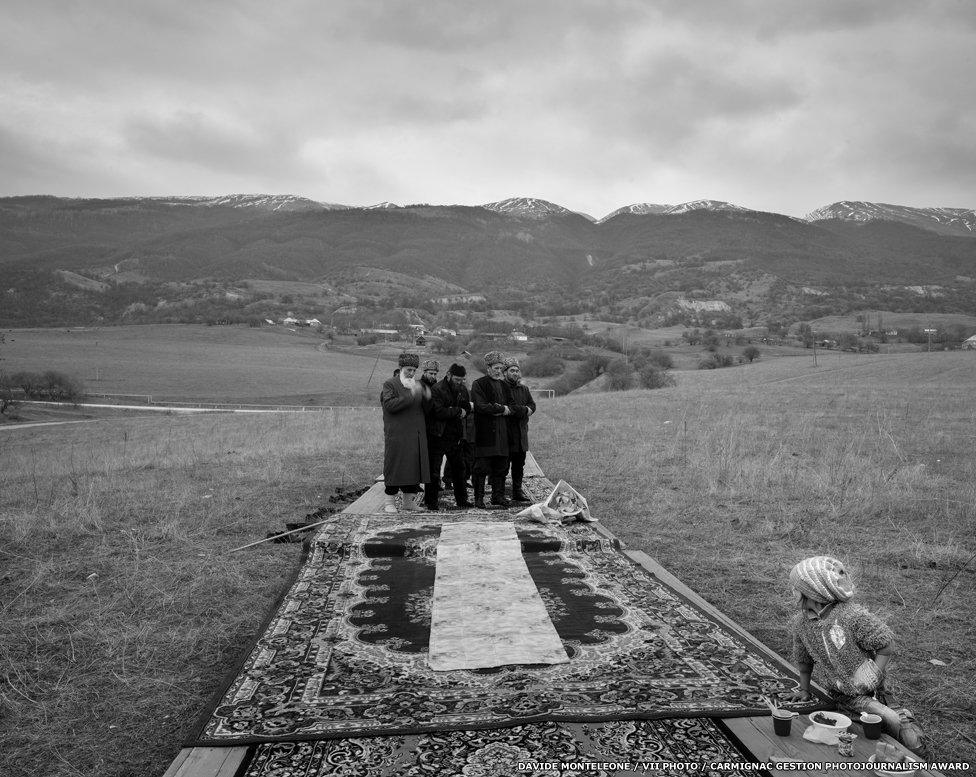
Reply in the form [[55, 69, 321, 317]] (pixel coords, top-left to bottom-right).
[[471, 351, 512, 509], [419, 359, 441, 510], [502, 356, 535, 503], [380, 353, 430, 513], [426, 362, 474, 509]]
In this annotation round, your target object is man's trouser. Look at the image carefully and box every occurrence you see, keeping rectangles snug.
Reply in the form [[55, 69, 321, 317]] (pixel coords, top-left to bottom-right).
[[508, 450, 527, 497], [426, 438, 468, 507], [473, 455, 509, 502]]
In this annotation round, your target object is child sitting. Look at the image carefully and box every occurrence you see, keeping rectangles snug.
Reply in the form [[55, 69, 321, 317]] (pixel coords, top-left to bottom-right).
[[786, 555, 925, 754]]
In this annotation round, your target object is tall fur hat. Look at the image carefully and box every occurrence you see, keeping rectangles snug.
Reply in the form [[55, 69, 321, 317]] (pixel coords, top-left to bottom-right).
[[502, 356, 520, 369], [422, 359, 439, 371], [447, 363, 466, 377], [483, 350, 505, 367], [789, 556, 854, 604], [398, 352, 420, 368]]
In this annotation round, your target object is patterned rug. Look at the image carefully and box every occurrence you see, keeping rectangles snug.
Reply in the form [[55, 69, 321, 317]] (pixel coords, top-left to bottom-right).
[[235, 717, 768, 777], [189, 501, 820, 746]]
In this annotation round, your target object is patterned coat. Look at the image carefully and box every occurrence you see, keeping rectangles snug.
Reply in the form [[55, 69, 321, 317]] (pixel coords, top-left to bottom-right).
[[471, 375, 509, 457], [380, 376, 431, 487]]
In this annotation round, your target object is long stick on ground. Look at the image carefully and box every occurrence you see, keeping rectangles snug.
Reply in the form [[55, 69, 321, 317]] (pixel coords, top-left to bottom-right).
[[229, 517, 334, 553]]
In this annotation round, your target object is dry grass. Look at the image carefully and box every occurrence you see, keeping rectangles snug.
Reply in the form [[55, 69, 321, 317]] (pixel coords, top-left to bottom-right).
[[2, 325, 393, 405], [3, 348, 974, 773], [533, 350, 976, 763], [0, 410, 382, 777]]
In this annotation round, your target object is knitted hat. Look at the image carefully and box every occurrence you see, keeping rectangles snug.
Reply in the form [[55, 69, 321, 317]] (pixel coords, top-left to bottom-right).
[[447, 363, 466, 377], [422, 359, 439, 371], [790, 556, 854, 604], [502, 356, 520, 369], [484, 351, 505, 367], [398, 352, 420, 368]]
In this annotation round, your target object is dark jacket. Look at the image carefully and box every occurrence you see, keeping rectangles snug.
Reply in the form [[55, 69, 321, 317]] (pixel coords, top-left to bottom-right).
[[380, 376, 431, 487], [428, 377, 470, 443], [471, 375, 509, 457], [503, 380, 535, 453]]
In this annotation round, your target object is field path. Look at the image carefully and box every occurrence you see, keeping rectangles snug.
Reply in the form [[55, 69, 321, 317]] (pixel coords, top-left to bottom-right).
[[0, 419, 106, 432]]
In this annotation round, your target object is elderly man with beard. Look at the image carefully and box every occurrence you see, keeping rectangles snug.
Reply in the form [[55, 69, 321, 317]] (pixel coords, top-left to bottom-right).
[[424, 362, 475, 510], [471, 351, 513, 509], [502, 356, 535, 503], [379, 352, 431, 514]]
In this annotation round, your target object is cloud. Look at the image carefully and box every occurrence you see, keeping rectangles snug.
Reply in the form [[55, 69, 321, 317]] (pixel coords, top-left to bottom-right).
[[0, 1, 973, 215]]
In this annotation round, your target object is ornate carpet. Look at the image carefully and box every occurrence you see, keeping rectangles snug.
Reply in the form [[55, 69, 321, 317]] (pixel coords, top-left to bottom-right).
[[234, 717, 766, 776], [190, 485, 819, 746]]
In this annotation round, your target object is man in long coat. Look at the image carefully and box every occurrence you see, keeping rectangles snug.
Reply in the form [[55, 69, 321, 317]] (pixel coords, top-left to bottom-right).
[[502, 356, 535, 503], [471, 350, 512, 508], [425, 362, 474, 509], [380, 352, 430, 513]]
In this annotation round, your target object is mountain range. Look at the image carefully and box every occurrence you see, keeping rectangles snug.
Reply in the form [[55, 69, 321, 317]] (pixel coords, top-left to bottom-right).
[[1, 194, 974, 328]]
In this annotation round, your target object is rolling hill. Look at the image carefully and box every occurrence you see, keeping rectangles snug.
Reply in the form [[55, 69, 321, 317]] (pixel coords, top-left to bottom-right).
[[1, 195, 974, 327]]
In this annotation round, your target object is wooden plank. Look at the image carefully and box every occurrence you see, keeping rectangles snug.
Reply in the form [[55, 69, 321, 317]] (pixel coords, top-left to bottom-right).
[[160, 748, 192, 777], [342, 481, 388, 514], [166, 746, 247, 777], [523, 450, 545, 478], [724, 714, 936, 777]]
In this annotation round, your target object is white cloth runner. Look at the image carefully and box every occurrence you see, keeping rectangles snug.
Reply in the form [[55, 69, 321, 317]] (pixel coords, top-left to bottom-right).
[[427, 521, 570, 671]]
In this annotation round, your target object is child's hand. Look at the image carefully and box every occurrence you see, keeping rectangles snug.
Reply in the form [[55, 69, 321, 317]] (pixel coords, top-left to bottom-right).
[[787, 689, 813, 702]]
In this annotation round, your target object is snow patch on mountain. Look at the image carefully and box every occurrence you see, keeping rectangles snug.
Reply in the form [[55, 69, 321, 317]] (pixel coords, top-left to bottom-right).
[[597, 203, 671, 223], [482, 197, 573, 218], [150, 194, 347, 212], [805, 201, 976, 236], [663, 200, 747, 215]]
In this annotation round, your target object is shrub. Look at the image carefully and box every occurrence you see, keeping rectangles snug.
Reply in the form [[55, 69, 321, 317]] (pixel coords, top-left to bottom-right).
[[606, 358, 635, 391], [42, 371, 86, 402], [431, 336, 458, 356], [698, 354, 734, 370], [356, 333, 379, 346], [638, 364, 676, 389], [743, 346, 761, 362], [522, 350, 564, 377], [632, 348, 673, 370]]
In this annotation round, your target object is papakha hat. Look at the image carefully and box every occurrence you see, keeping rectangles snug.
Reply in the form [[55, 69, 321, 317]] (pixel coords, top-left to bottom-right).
[[398, 352, 420, 368], [502, 356, 520, 369], [790, 556, 854, 604], [484, 350, 505, 367], [422, 359, 439, 371]]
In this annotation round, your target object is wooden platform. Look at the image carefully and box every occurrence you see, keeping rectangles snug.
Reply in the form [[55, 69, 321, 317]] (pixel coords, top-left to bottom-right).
[[163, 451, 937, 776]]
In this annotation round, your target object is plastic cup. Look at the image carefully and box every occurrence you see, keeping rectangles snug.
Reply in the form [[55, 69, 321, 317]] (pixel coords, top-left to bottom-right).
[[860, 712, 883, 740], [773, 710, 794, 736]]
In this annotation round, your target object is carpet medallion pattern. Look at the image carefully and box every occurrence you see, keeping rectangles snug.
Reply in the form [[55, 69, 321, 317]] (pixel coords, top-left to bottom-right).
[[191, 513, 815, 745], [236, 718, 766, 777]]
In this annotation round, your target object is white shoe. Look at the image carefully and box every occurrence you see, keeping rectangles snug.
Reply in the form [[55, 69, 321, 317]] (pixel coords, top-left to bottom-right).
[[383, 494, 398, 514]]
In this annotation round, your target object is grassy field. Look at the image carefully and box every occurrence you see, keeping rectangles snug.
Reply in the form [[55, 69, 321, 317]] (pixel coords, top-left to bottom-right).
[[0, 409, 383, 777], [2, 325, 396, 406], [534, 349, 976, 764], [2, 349, 974, 773], [808, 311, 976, 334]]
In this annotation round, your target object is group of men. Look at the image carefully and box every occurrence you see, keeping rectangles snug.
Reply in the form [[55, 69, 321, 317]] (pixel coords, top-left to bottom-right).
[[379, 349, 535, 513]]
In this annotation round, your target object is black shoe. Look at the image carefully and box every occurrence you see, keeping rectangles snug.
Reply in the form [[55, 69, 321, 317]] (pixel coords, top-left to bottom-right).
[[490, 497, 511, 508], [424, 504, 440, 512], [456, 500, 474, 509], [474, 499, 488, 509], [512, 490, 530, 503]]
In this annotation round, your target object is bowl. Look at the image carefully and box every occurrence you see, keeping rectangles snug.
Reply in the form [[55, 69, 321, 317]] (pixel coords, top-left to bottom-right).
[[807, 711, 852, 731], [805, 711, 852, 744], [868, 754, 918, 777]]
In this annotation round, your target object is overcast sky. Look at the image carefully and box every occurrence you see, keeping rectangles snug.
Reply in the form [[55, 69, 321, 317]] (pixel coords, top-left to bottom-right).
[[1, 0, 973, 219]]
